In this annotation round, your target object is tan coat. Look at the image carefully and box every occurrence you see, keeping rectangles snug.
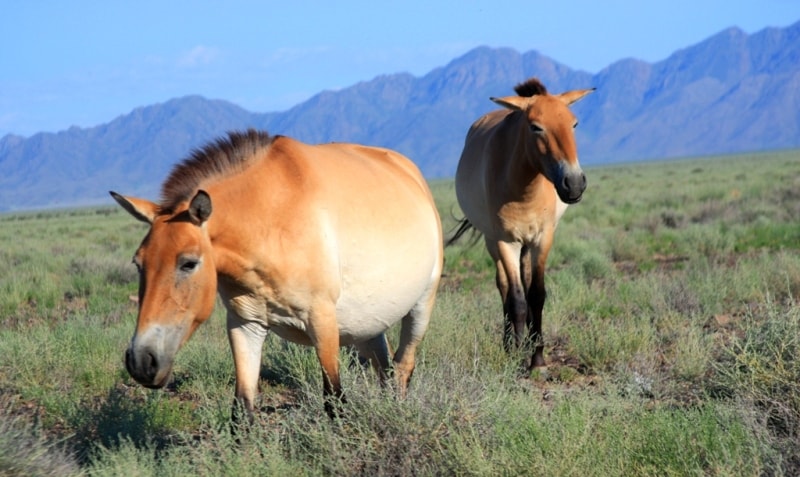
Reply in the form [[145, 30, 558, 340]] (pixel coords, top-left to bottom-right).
[[113, 131, 443, 417], [454, 79, 593, 368]]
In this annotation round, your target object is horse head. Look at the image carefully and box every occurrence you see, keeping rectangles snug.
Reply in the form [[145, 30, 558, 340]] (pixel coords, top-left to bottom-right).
[[111, 190, 218, 388], [491, 80, 595, 204]]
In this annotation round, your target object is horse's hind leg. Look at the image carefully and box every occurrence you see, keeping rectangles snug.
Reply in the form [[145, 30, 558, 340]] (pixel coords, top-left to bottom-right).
[[393, 285, 437, 397], [354, 333, 392, 385]]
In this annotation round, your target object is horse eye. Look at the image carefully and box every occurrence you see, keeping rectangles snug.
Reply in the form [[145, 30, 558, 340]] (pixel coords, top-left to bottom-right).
[[179, 258, 199, 273], [573, 121, 579, 129], [529, 123, 545, 134]]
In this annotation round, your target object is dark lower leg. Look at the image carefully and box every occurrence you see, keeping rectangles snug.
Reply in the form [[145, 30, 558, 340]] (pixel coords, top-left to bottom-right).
[[527, 280, 546, 368], [322, 370, 346, 419]]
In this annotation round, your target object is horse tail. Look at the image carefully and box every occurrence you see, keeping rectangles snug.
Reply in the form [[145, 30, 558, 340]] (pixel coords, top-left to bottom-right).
[[445, 217, 481, 248]]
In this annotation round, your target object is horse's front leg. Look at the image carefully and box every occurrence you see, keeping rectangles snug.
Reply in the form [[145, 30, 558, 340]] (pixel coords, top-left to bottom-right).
[[525, 237, 553, 369], [227, 313, 268, 425], [490, 240, 527, 352], [308, 302, 345, 418]]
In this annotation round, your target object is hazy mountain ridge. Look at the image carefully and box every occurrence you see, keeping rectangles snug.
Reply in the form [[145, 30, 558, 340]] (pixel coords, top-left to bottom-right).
[[1, 21, 798, 211]]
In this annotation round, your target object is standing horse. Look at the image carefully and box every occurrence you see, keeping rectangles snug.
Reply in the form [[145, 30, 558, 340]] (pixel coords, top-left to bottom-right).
[[111, 129, 443, 419], [450, 78, 594, 369]]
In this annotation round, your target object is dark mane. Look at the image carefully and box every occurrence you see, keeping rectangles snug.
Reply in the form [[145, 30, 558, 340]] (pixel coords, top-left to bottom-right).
[[513, 78, 548, 97], [159, 129, 276, 213]]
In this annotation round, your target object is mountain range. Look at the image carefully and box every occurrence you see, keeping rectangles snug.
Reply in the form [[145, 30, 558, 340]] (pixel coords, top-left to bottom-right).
[[1, 21, 799, 211]]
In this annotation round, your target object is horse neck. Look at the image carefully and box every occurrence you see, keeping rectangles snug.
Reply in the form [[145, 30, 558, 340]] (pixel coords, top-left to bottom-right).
[[202, 179, 265, 285], [204, 170, 304, 296], [502, 119, 547, 198]]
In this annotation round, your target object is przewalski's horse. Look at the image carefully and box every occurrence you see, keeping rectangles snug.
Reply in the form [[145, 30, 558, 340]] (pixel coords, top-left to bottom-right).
[[111, 130, 443, 419], [450, 78, 594, 369]]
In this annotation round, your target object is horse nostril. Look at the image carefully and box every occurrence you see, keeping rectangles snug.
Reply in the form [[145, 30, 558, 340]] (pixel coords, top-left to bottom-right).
[[124, 348, 133, 374], [125, 346, 160, 383], [563, 172, 587, 193], [144, 351, 159, 380], [562, 175, 574, 192]]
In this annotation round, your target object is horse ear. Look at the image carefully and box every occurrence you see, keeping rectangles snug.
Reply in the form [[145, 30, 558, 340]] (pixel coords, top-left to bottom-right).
[[490, 96, 529, 111], [110, 191, 158, 224], [559, 88, 596, 106], [188, 190, 212, 225]]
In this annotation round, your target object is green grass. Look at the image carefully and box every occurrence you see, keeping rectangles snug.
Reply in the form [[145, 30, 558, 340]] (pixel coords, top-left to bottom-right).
[[1, 150, 799, 475]]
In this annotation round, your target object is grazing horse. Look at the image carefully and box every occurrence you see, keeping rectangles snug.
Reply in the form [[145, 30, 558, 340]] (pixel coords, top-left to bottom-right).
[[111, 129, 443, 419], [450, 78, 594, 369]]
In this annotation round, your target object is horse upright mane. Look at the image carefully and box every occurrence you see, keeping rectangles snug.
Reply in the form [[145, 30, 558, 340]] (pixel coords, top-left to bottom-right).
[[514, 78, 548, 97], [159, 129, 276, 213]]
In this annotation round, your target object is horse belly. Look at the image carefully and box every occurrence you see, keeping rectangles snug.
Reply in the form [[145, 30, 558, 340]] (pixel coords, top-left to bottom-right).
[[334, 284, 426, 345], [455, 154, 494, 235], [334, 223, 439, 345], [260, 206, 439, 347], [265, 267, 430, 347]]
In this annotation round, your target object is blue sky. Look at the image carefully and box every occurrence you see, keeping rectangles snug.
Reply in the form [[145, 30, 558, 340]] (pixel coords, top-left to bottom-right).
[[1, 0, 798, 137]]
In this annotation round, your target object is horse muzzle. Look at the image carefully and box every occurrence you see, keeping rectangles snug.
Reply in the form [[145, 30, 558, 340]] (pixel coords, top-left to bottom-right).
[[557, 169, 587, 204], [125, 344, 174, 389]]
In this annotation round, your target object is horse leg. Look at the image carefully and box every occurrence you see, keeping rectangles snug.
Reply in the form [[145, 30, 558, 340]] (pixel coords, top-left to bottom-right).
[[308, 303, 344, 418], [226, 312, 268, 426], [487, 240, 513, 350], [491, 240, 527, 351], [492, 254, 513, 351], [393, 281, 437, 398], [520, 245, 536, 369], [353, 333, 392, 386], [526, 237, 553, 369]]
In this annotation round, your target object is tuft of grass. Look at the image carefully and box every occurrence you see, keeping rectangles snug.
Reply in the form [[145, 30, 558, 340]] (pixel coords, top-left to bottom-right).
[[736, 221, 800, 253], [0, 399, 80, 477], [714, 298, 800, 474]]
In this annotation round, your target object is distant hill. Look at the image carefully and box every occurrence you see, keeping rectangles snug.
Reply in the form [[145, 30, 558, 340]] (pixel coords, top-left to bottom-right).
[[1, 21, 799, 211]]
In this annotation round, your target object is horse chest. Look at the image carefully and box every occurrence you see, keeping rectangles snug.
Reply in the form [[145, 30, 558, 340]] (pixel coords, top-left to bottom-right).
[[221, 289, 315, 345], [220, 282, 310, 326], [224, 293, 267, 321], [498, 200, 564, 244], [505, 219, 545, 244]]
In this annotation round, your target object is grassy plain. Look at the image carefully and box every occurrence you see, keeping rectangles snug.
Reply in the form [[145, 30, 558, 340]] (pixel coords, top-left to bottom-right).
[[1, 150, 799, 475]]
